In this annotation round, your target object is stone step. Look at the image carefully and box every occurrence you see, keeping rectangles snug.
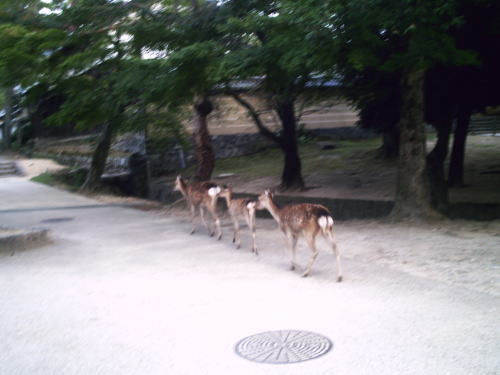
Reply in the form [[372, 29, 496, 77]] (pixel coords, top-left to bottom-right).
[[0, 162, 17, 176]]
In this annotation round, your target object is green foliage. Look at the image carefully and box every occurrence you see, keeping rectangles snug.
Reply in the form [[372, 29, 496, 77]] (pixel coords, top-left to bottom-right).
[[217, 0, 339, 100], [0, 22, 65, 87], [331, 0, 478, 72]]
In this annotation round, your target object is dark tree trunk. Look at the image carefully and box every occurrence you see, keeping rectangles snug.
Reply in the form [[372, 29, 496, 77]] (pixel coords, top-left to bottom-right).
[[2, 87, 14, 150], [193, 96, 215, 182], [81, 121, 114, 191], [231, 94, 304, 190], [142, 118, 151, 198], [448, 107, 471, 187], [391, 69, 439, 220], [426, 117, 453, 213], [276, 100, 304, 191], [379, 125, 400, 159]]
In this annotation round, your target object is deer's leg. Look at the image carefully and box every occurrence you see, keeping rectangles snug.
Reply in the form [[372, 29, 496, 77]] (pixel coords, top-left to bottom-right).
[[199, 206, 212, 236], [232, 213, 241, 248], [208, 206, 222, 240], [246, 208, 258, 255], [302, 232, 320, 278], [189, 204, 196, 234], [285, 232, 298, 271], [325, 230, 342, 282]]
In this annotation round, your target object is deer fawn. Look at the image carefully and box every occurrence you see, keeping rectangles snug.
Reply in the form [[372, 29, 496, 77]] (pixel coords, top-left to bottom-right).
[[220, 185, 259, 255], [174, 175, 222, 239], [258, 190, 342, 281]]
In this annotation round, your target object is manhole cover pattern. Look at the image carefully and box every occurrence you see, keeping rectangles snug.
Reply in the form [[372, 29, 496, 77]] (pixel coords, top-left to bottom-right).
[[235, 330, 332, 364], [40, 217, 74, 223]]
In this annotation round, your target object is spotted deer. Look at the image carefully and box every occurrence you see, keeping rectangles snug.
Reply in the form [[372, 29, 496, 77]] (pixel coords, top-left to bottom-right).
[[258, 190, 342, 281], [220, 185, 259, 255], [174, 175, 222, 239]]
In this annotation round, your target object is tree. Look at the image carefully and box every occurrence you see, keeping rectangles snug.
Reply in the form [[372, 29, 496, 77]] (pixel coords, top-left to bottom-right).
[[0, 0, 64, 150], [332, 0, 475, 219], [131, 0, 226, 181], [447, 0, 500, 187], [339, 67, 402, 159], [424, 66, 457, 212], [31, 0, 171, 191], [336, 0, 499, 214], [217, 0, 338, 190]]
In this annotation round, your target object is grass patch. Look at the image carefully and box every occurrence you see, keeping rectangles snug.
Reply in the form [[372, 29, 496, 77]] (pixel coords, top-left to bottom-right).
[[31, 169, 87, 191], [31, 172, 57, 186], [206, 137, 384, 179]]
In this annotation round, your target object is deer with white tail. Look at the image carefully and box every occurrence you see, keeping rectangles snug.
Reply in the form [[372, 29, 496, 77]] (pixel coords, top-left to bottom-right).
[[220, 185, 260, 255], [174, 175, 222, 240], [258, 190, 342, 281]]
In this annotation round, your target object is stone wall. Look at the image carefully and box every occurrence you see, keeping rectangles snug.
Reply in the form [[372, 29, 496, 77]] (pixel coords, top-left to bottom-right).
[[54, 154, 130, 174], [115, 132, 275, 176], [51, 127, 374, 177]]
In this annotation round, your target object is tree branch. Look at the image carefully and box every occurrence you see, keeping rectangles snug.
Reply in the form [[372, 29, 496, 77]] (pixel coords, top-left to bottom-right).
[[231, 93, 283, 147]]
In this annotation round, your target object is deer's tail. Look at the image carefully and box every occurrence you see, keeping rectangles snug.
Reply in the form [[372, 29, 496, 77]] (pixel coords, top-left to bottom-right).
[[208, 186, 221, 207], [318, 215, 334, 235]]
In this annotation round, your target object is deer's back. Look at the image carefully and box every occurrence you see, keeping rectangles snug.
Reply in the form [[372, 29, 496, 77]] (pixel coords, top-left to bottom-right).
[[187, 181, 218, 205], [230, 198, 257, 215], [280, 203, 332, 232]]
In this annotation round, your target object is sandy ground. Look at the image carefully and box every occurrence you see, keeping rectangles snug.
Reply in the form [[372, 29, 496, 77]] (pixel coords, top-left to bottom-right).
[[15, 158, 67, 179], [7, 157, 500, 297], [0, 177, 499, 375], [217, 172, 397, 201], [165, 207, 500, 298]]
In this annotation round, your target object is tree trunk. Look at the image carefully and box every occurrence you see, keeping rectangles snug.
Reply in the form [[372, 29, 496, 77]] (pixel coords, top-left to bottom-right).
[[426, 117, 453, 213], [2, 87, 14, 150], [81, 121, 114, 191], [142, 116, 151, 198], [448, 107, 471, 187], [276, 100, 304, 191], [391, 69, 439, 220], [379, 125, 400, 159], [193, 96, 215, 181]]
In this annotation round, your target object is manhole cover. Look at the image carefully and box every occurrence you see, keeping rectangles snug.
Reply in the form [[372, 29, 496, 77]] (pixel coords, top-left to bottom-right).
[[235, 330, 332, 364], [40, 217, 74, 223]]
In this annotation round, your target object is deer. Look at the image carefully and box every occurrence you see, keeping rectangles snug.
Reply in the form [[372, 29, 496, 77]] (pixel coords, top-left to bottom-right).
[[219, 185, 260, 255], [258, 190, 342, 281], [173, 175, 222, 240]]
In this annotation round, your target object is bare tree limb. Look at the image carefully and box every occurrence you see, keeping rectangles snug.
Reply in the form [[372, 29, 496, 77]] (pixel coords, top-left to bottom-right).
[[231, 93, 283, 147]]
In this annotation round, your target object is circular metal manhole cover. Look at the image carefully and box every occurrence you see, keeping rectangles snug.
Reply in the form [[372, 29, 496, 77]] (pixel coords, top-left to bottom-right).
[[235, 330, 332, 364], [40, 217, 74, 224]]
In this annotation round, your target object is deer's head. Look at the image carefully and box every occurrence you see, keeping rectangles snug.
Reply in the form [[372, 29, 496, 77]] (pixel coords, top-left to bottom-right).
[[258, 189, 274, 209], [173, 175, 184, 192], [219, 184, 233, 199]]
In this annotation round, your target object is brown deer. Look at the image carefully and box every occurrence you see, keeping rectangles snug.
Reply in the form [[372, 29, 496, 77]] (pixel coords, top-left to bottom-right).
[[174, 175, 222, 239], [220, 185, 259, 255], [258, 190, 342, 281]]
